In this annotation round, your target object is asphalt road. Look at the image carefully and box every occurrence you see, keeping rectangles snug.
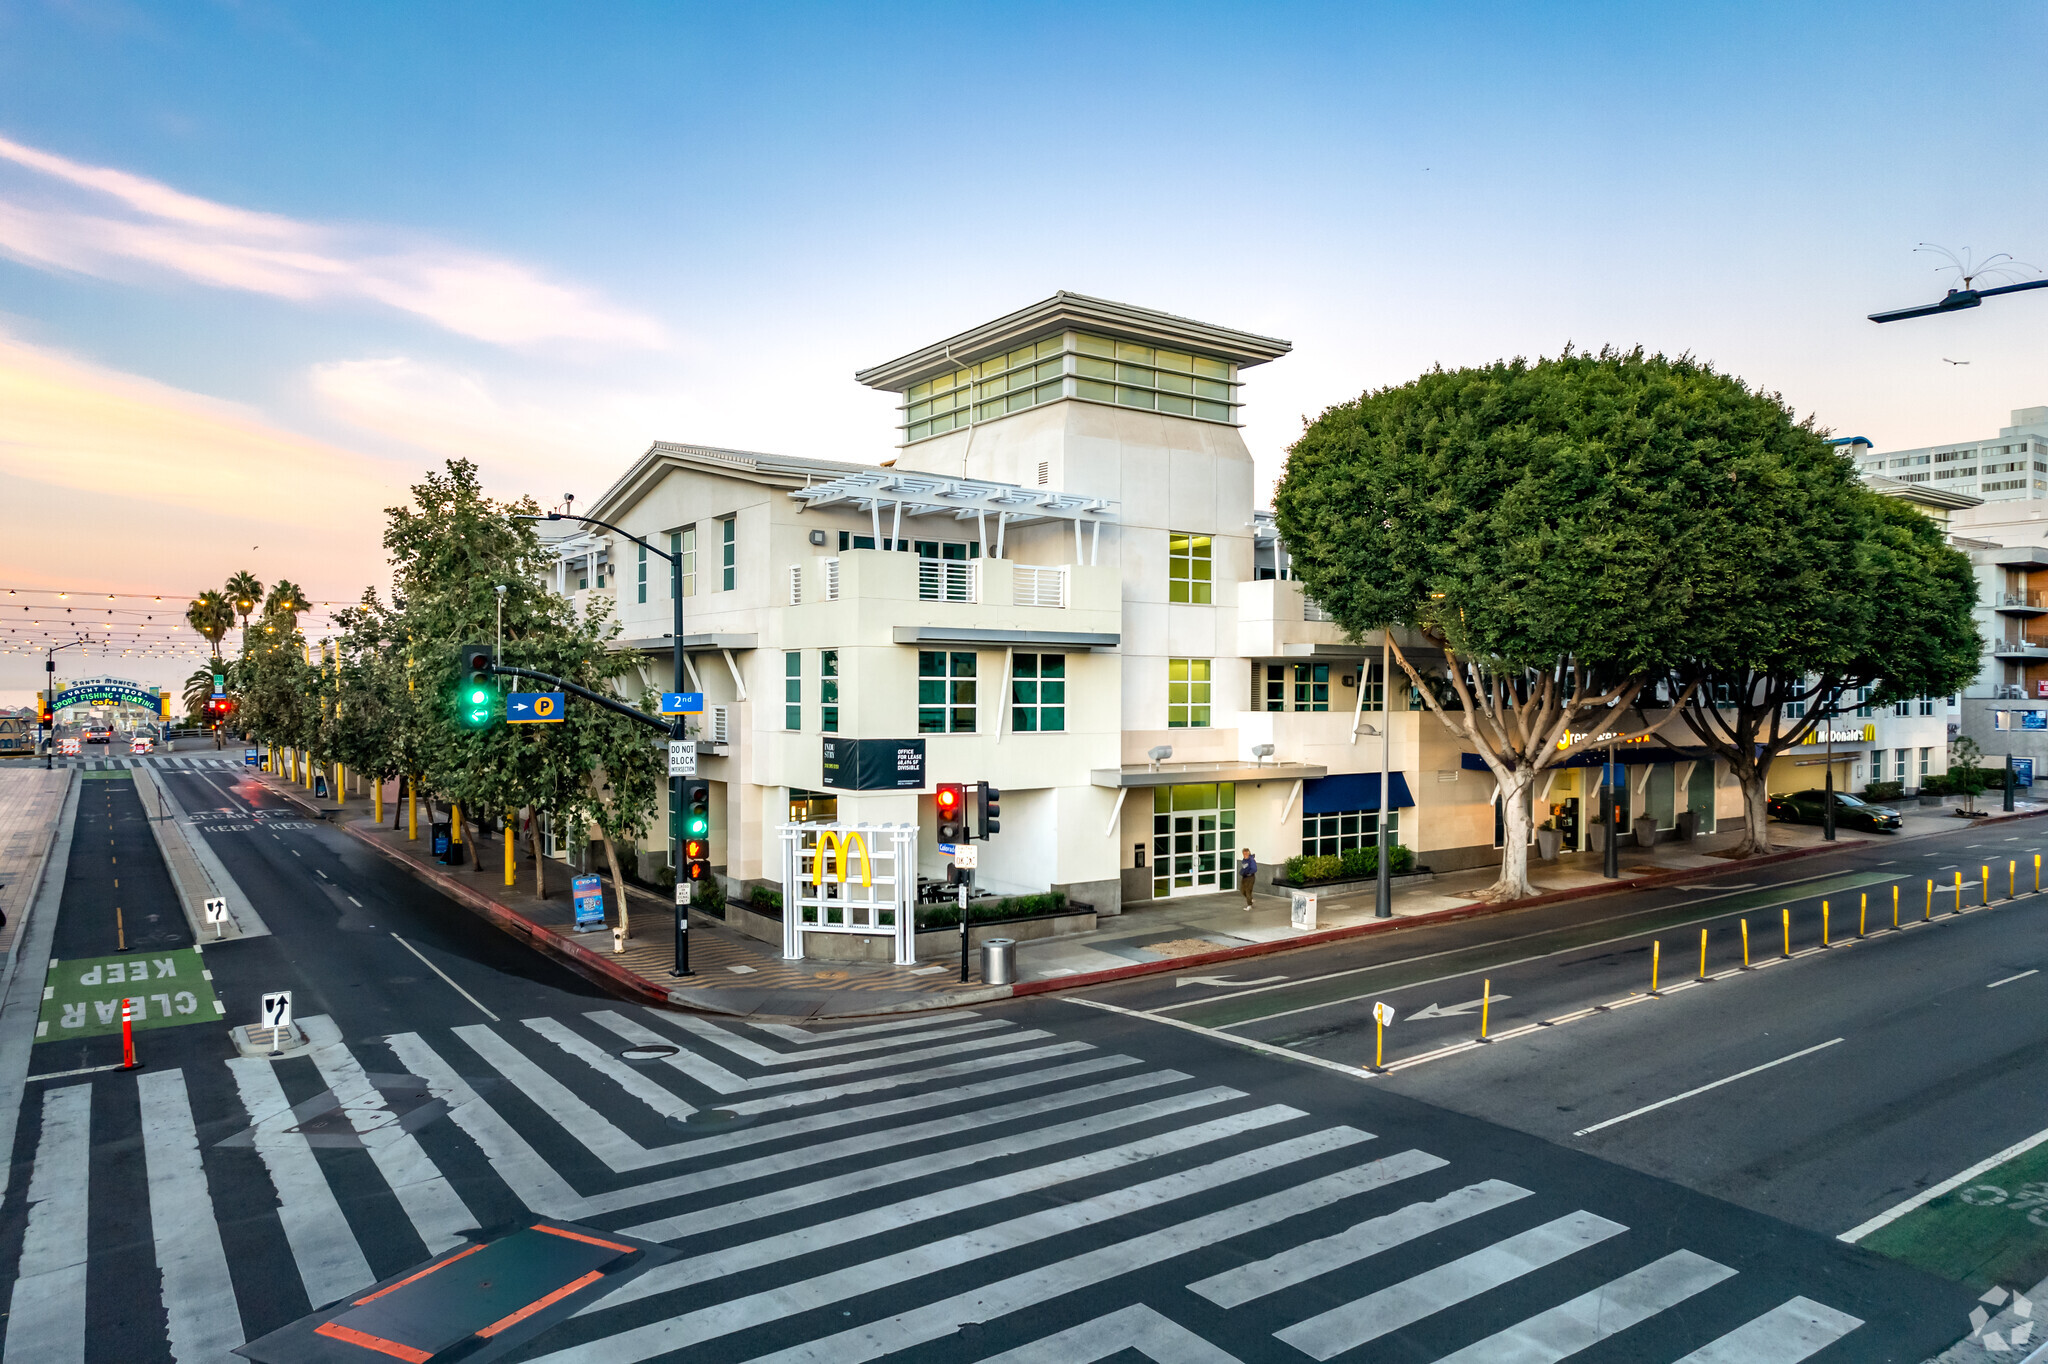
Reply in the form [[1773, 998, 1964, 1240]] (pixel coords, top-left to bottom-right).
[[0, 767, 2011, 1361]]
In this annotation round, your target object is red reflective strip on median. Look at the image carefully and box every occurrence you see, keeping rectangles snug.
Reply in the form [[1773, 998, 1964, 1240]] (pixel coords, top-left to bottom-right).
[[476, 1269, 605, 1338], [313, 1321, 433, 1362], [532, 1223, 636, 1253], [351, 1241, 486, 1304]]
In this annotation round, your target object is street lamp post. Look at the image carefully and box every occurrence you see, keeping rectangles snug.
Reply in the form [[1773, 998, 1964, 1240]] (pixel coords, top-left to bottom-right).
[[1823, 686, 1838, 842], [42, 639, 89, 769], [522, 512, 693, 977], [1376, 633, 1393, 918]]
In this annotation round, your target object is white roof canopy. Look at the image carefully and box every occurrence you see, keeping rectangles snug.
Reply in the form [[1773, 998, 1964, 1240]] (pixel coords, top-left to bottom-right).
[[791, 470, 1116, 562]]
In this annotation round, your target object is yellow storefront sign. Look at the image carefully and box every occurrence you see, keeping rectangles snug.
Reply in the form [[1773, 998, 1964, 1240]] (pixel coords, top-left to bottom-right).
[[812, 830, 873, 887]]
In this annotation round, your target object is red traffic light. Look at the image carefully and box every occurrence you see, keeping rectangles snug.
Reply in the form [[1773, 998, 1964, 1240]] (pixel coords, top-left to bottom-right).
[[935, 781, 966, 843], [936, 786, 959, 812]]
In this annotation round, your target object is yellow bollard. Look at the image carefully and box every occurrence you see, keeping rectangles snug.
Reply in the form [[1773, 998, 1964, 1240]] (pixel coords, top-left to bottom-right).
[[373, 777, 383, 824], [1893, 884, 1900, 929], [1699, 927, 1708, 979], [452, 803, 463, 845], [1926, 879, 1933, 921], [1956, 870, 1964, 913], [407, 780, 417, 841], [1481, 979, 1491, 1039], [1782, 908, 1791, 957], [1373, 1013, 1385, 1070], [2037, 854, 2041, 894], [1859, 893, 1867, 938], [2011, 861, 2017, 900], [334, 764, 344, 807], [1651, 940, 1661, 993], [504, 812, 516, 887], [1741, 918, 1750, 966], [1822, 901, 1830, 948], [1983, 866, 1991, 908]]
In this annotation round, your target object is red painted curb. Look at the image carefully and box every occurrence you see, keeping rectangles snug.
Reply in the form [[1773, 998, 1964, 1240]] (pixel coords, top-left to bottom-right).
[[1009, 831, 1910, 1000], [257, 776, 672, 1008]]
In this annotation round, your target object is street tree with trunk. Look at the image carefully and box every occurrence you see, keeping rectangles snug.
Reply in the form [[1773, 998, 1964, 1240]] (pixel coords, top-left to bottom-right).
[[1274, 349, 1776, 902], [1658, 486, 1979, 854]]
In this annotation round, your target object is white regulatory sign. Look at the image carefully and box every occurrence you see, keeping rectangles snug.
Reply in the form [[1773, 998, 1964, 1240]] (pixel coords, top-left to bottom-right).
[[668, 740, 696, 777], [676, 881, 691, 906], [1372, 1001, 1395, 1027], [260, 991, 294, 1030], [203, 896, 228, 924], [952, 845, 978, 869]]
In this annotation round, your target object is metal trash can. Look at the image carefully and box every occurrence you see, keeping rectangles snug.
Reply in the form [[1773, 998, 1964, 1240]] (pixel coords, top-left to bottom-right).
[[981, 937, 1016, 986]]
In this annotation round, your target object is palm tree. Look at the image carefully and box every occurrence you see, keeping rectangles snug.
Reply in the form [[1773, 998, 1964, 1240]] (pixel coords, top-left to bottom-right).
[[183, 667, 216, 722], [264, 580, 308, 628], [225, 571, 264, 631], [185, 592, 234, 658]]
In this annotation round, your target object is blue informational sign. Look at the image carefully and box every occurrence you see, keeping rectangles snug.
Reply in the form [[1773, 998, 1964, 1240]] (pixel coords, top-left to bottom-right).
[[2016, 758, 2035, 789], [660, 692, 704, 715], [244, 748, 259, 766], [571, 873, 606, 931], [507, 692, 566, 724], [2024, 711, 2047, 731]]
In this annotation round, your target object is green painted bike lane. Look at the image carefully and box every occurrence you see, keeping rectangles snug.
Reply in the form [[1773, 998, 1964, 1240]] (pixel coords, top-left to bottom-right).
[[1860, 1135, 2048, 1292], [35, 947, 224, 1041], [1175, 868, 1915, 1030]]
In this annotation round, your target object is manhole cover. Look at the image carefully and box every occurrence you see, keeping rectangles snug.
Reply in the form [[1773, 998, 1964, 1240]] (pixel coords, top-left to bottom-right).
[[677, 1108, 754, 1131], [620, 1045, 679, 1061]]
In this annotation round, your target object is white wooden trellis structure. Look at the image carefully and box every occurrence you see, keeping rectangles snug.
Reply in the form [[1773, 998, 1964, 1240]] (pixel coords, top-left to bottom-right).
[[779, 822, 918, 965]]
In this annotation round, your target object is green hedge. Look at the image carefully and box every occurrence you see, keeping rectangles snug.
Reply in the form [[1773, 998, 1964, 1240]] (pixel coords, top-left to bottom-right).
[[1862, 781, 1904, 802], [1283, 845, 1414, 885], [918, 890, 1068, 930]]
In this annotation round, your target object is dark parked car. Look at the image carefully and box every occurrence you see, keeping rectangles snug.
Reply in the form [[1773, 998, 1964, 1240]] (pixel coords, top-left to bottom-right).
[[1767, 788, 1903, 832]]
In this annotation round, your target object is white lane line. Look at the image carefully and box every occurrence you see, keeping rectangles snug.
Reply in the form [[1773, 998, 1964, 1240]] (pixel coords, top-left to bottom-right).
[[1574, 1040, 1843, 1137], [1190, 1174, 1508, 1308], [347, 896, 362, 907], [1276, 1210, 1627, 1359], [300, 1016, 476, 1254], [137, 1070, 245, 1363], [1674, 1295, 1864, 1362], [225, 1056, 376, 1308], [1432, 1249, 1735, 1364], [1067, 996, 1379, 1084], [3, 1085, 91, 1364], [1990, 969, 2040, 988], [390, 932, 499, 1021], [1840, 1118, 2048, 1243], [23, 1062, 127, 1083]]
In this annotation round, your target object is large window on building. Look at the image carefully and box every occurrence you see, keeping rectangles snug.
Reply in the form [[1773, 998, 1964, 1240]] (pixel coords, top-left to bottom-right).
[[1011, 653, 1065, 732], [637, 544, 648, 604], [918, 651, 976, 733], [901, 331, 1241, 444], [1854, 686, 1873, 718], [1168, 533, 1212, 604], [820, 650, 839, 734], [680, 527, 696, 596], [1168, 658, 1211, 728], [1302, 809, 1398, 859], [1264, 664, 1286, 712], [720, 517, 736, 591], [1293, 663, 1330, 711], [784, 652, 801, 731]]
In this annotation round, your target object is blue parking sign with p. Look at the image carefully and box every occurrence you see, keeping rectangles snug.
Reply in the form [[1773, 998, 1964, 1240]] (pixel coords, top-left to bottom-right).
[[660, 692, 703, 715], [507, 692, 565, 723]]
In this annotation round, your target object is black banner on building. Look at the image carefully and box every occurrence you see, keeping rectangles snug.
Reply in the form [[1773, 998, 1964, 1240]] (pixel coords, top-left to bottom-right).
[[821, 737, 928, 791]]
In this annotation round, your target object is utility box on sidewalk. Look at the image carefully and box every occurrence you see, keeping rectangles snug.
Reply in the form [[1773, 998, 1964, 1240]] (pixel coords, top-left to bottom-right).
[[431, 821, 453, 864]]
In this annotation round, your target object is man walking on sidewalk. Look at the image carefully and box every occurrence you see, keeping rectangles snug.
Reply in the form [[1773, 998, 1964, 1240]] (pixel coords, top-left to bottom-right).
[[1239, 849, 1257, 909]]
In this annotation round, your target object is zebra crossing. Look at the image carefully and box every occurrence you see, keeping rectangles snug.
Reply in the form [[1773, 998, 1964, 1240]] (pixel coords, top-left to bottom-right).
[[44, 754, 244, 771], [2, 1004, 1888, 1361]]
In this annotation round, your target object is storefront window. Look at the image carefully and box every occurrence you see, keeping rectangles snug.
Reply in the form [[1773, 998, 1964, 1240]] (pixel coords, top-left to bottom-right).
[[1301, 809, 1397, 858]]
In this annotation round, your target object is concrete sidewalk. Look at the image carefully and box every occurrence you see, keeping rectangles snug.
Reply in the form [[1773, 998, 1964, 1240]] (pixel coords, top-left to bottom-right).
[[255, 765, 2048, 1019]]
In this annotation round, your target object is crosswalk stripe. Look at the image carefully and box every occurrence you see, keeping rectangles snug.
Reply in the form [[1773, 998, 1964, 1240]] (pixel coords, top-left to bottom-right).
[[137, 1070, 245, 1363], [225, 1056, 377, 1308], [530, 1123, 1360, 1364], [3, 1084, 91, 1364], [458, 1023, 654, 1171], [973, 1305, 1247, 1364], [301, 1017, 477, 1254], [606, 1089, 1265, 1296], [581, 1070, 1199, 1218], [750, 1014, 984, 1044], [644, 1011, 1057, 1087], [664, 1011, 1007, 1064], [1276, 1210, 1629, 1359], [584, 1010, 749, 1090], [524, 1016, 697, 1122], [1673, 1296, 1864, 1362], [743, 1136, 1429, 1364], [385, 1032, 588, 1217], [1189, 1177, 1519, 1309], [722, 1042, 1101, 1112], [1433, 1249, 1736, 1363]]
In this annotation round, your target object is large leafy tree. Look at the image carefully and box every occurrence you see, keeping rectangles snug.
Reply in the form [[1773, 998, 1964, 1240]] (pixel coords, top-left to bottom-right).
[[1660, 485, 1979, 854], [1273, 349, 1810, 902]]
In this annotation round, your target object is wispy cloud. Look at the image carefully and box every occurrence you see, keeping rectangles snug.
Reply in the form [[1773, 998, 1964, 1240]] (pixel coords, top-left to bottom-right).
[[310, 354, 690, 473], [0, 133, 666, 349]]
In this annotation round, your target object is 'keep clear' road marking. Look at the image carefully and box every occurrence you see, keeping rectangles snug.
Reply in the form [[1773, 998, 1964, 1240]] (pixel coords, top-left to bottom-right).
[[1989, 969, 2040, 989], [1573, 1039, 1844, 1138]]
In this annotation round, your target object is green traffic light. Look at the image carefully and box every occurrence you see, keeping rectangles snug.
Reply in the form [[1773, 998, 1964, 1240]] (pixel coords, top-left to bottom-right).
[[468, 687, 489, 704], [687, 816, 708, 836]]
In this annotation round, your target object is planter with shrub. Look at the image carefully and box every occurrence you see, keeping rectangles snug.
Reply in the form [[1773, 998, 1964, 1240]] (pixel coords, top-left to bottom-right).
[[1280, 845, 1416, 887]]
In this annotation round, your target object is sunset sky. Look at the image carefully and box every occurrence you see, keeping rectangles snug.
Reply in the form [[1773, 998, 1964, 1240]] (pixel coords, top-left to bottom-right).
[[2, 1, 2045, 706]]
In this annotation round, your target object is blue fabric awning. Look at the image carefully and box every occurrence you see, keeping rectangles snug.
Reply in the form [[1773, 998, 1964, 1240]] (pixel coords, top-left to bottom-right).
[[1302, 772, 1415, 814]]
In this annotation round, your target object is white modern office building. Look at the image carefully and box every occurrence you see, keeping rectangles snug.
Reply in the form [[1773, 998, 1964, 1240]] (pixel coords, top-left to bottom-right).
[[1851, 407, 2048, 505], [546, 294, 1951, 923]]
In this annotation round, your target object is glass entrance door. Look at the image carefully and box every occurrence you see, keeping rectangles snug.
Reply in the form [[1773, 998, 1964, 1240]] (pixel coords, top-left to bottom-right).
[[1152, 782, 1237, 898]]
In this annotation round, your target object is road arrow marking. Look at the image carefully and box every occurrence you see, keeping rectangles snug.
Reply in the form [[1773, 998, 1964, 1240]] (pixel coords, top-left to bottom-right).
[[1175, 974, 1290, 989], [1407, 994, 1510, 1020]]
